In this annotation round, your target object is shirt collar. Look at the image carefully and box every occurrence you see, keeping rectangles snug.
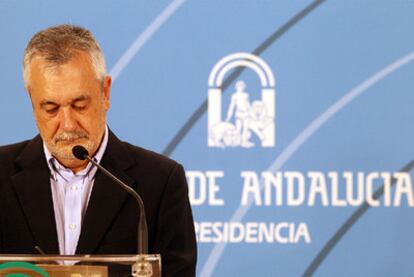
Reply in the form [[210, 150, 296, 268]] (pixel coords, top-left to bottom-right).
[[43, 125, 109, 180]]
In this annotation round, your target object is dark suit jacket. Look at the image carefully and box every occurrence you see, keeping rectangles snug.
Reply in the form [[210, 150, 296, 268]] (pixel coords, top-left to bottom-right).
[[0, 131, 197, 276]]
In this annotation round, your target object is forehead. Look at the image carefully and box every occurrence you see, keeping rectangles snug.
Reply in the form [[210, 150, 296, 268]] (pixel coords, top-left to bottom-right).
[[28, 52, 100, 101]]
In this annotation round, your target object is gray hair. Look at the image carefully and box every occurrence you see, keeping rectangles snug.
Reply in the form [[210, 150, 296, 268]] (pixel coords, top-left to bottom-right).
[[23, 24, 106, 90]]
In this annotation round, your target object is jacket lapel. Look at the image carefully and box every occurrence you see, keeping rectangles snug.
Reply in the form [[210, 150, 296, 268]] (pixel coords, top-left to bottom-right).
[[11, 136, 59, 254], [76, 131, 136, 254]]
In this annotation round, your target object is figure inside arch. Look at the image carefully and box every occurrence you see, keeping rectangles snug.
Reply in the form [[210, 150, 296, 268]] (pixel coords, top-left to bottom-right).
[[221, 80, 273, 148]]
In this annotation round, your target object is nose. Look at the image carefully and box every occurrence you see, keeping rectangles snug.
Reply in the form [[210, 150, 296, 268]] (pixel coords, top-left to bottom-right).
[[59, 107, 77, 131]]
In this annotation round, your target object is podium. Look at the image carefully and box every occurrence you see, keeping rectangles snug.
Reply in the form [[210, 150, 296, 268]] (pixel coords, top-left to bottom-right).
[[0, 254, 161, 277]]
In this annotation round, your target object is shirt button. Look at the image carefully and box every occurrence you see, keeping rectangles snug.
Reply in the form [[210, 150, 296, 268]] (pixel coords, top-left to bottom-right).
[[69, 224, 77, 230], [71, 185, 78, 191]]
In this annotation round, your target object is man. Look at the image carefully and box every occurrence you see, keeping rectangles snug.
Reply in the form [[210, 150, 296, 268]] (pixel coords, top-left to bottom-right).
[[225, 80, 253, 147], [0, 24, 197, 276]]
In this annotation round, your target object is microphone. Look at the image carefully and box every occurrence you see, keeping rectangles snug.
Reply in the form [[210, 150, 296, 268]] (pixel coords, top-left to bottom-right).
[[72, 145, 148, 254]]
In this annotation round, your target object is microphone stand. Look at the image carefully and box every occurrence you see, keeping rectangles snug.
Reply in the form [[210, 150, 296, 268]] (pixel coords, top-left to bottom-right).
[[83, 156, 148, 255]]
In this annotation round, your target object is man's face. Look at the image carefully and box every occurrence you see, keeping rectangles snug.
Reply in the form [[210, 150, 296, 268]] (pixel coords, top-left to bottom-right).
[[27, 51, 111, 170]]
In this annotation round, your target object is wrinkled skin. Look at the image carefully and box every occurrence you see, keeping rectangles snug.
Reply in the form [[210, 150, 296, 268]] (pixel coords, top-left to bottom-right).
[[27, 51, 111, 173]]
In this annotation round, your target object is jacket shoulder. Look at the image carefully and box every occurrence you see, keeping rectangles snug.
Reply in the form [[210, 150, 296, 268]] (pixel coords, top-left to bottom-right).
[[0, 139, 33, 181], [121, 141, 178, 170], [0, 140, 31, 164]]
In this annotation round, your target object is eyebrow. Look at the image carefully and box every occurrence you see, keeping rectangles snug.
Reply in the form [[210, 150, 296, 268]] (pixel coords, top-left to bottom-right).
[[39, 95, 91, 108], [72, 95, 91, 104], [39, 100, 58, 108]]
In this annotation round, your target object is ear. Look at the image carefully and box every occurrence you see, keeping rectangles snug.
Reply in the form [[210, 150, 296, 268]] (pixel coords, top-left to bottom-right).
[[102, 75, 112, 110]]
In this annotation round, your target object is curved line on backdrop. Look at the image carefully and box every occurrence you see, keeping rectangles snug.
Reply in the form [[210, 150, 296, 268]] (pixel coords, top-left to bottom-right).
[[109, 0, 186, 81], [199, 51, 414, 277], [162, 0, 326, 156], [303, 159, 414, 276]]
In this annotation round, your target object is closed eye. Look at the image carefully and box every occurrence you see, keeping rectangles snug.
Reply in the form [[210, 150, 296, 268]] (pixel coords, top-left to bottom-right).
[[72, 96, 90, 111], [72, 104, 87, 111], [40, 100, 59, 115], [42, 104, 59, 115], [46, 107, 59, 114]]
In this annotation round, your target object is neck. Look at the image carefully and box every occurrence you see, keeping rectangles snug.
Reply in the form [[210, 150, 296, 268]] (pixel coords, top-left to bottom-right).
[[70, 163, 88, 174], [55, 158, 89, 174]]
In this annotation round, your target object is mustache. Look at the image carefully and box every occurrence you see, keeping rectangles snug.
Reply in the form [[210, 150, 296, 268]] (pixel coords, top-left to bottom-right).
[[53, 131, 89, 143]]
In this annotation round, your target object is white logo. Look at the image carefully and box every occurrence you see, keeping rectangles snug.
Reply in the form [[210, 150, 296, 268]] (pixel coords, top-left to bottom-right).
[[208, 52, 276, 148]]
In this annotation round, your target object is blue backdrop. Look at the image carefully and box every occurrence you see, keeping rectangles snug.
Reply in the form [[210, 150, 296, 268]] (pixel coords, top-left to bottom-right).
[[1, 1, 414, 276]]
